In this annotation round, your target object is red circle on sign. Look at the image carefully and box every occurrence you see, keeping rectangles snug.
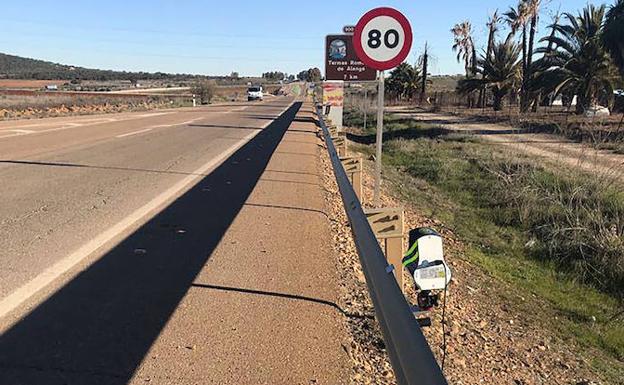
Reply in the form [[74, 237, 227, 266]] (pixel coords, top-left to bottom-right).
[[353, 7, 413, 71]]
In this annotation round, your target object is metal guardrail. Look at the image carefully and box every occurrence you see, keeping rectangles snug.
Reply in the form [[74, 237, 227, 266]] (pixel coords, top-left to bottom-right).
[[315, 106, 448, 385]]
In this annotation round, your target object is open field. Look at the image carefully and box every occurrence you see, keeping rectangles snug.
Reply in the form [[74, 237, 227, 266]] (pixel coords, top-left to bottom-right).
[[0, 84, 286, 120], [345, 108, 624, 384], [0, 91, 190, 120], [380, 93, 624, 143], [0, 79, 67, 89]]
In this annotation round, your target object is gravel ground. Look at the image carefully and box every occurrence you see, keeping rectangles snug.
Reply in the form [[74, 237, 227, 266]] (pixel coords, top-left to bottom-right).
[[317, 116, 610, 384], [318, 135, 396, 385]]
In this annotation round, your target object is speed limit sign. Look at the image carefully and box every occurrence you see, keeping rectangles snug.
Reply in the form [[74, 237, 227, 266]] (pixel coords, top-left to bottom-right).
[[353, 7, 413, 71], [353, 7, 413, 205]]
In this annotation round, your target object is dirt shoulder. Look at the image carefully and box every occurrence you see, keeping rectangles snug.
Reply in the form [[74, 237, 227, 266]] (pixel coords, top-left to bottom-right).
[[389, 107, 624, 181]]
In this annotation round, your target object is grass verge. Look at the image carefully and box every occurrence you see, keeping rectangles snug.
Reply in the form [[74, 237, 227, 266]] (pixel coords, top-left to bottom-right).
[[347, 109, 624, 381]]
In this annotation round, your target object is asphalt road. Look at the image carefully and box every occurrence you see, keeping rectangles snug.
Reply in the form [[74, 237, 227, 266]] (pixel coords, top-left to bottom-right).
[[0, 98, 351, 384], [0, 98, 293, 312]]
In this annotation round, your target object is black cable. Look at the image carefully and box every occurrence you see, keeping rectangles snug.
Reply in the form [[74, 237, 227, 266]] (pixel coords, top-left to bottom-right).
[[440, 269, 449, 372]]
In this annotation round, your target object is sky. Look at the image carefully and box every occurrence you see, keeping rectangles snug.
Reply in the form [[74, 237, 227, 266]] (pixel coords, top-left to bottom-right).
[[0, 0, 610, 77]]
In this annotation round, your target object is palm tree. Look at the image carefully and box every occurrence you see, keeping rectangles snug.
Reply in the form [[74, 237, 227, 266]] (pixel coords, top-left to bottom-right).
[[505, 0, 541, 112], [386, 62, 422, 102], [538, 4, 616, 114], [603, 0, 624, 77], [486, 10, 502, 61], [527, 11, 561, 111], [458, 40, 522, 111], [451, 21, 477, 77], [480, 10, 502, 108], [504, 3, 528, 61], [505, 3, 528, 109], [524, 0, 542, 112], [452, 21, 478, 107], [524, 0, 541, 73]]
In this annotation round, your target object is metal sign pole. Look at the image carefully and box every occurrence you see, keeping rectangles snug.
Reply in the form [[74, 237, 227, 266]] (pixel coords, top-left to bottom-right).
[[363, 88, 368, 132], [373, 70, 384, 206]]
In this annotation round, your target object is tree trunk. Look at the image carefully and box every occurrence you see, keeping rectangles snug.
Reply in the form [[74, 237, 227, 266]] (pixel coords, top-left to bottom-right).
[[576, 95, 586, 115], [493, 91, 504, 111], [482, 22, 496, 110], [420, 43, 428, 104], [532, 94, 539, 112], [521, 15, 538, 113], [520, 25, 529, 113], [527, 16, 537, 71]]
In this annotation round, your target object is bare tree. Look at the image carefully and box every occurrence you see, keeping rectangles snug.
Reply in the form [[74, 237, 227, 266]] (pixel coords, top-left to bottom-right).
[[191, 80, 217, 104]]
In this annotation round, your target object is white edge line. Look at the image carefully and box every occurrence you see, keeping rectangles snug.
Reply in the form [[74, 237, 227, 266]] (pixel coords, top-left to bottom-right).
[[116, 128, 153, 138], [0, 101, 294, 323]]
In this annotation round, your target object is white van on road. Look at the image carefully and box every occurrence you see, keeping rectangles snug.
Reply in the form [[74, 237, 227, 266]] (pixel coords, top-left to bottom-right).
[[247, 86, 263, 101]]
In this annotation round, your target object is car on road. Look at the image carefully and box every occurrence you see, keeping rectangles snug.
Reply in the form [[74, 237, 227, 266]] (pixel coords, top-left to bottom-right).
[[247, 86, 263, 101]]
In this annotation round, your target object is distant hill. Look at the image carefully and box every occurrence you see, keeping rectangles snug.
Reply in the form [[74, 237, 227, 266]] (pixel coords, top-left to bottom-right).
[[429, 75, 463, 92], [0, 52, 203, 81]]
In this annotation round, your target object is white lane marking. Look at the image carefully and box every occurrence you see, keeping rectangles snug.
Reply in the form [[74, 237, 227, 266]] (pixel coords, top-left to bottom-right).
[[0, 118, 116, 132], [0, 101, 267, 141], [0, 120, 119, 139], [138, 112, 174, 118], [0, 129, 36, 134], [178, 119, 202, 126], [224, 105, 251, 114], [0, 122, 58, 129], [149, 117, 203, 129], [116, 128, 153, 138], [0, 101, 294, 322], [0, 133, 22, 139]]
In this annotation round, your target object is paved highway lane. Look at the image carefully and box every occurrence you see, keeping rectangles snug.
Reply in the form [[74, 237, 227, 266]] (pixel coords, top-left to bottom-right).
[[0, 98, 294, 315], [0, 100, 352, 385]]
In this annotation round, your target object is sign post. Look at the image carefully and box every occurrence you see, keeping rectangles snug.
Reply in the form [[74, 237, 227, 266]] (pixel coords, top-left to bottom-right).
[[375, 71, 384, 205], [353, 7, 413, 206], [363, 88, 367, 132]]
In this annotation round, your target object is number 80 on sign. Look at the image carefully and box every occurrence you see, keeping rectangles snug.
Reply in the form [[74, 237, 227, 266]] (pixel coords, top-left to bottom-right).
[[353, 7, 413, 71]]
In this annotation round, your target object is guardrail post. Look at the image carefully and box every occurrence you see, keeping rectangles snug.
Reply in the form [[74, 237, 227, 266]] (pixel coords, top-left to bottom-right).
[[332, 133, 347, 157], [363, 207, 405, 292], [340, 156, 363, 201]]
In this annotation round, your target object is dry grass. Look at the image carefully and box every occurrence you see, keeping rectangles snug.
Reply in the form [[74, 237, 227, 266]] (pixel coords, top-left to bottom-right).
[[0, 79, 66, 89], [416, 92, 624, 144], [0, 93, 189, 120]]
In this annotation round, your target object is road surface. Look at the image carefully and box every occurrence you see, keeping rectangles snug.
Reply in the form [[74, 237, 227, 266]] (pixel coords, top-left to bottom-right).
[[0, 98, 349, 384]]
